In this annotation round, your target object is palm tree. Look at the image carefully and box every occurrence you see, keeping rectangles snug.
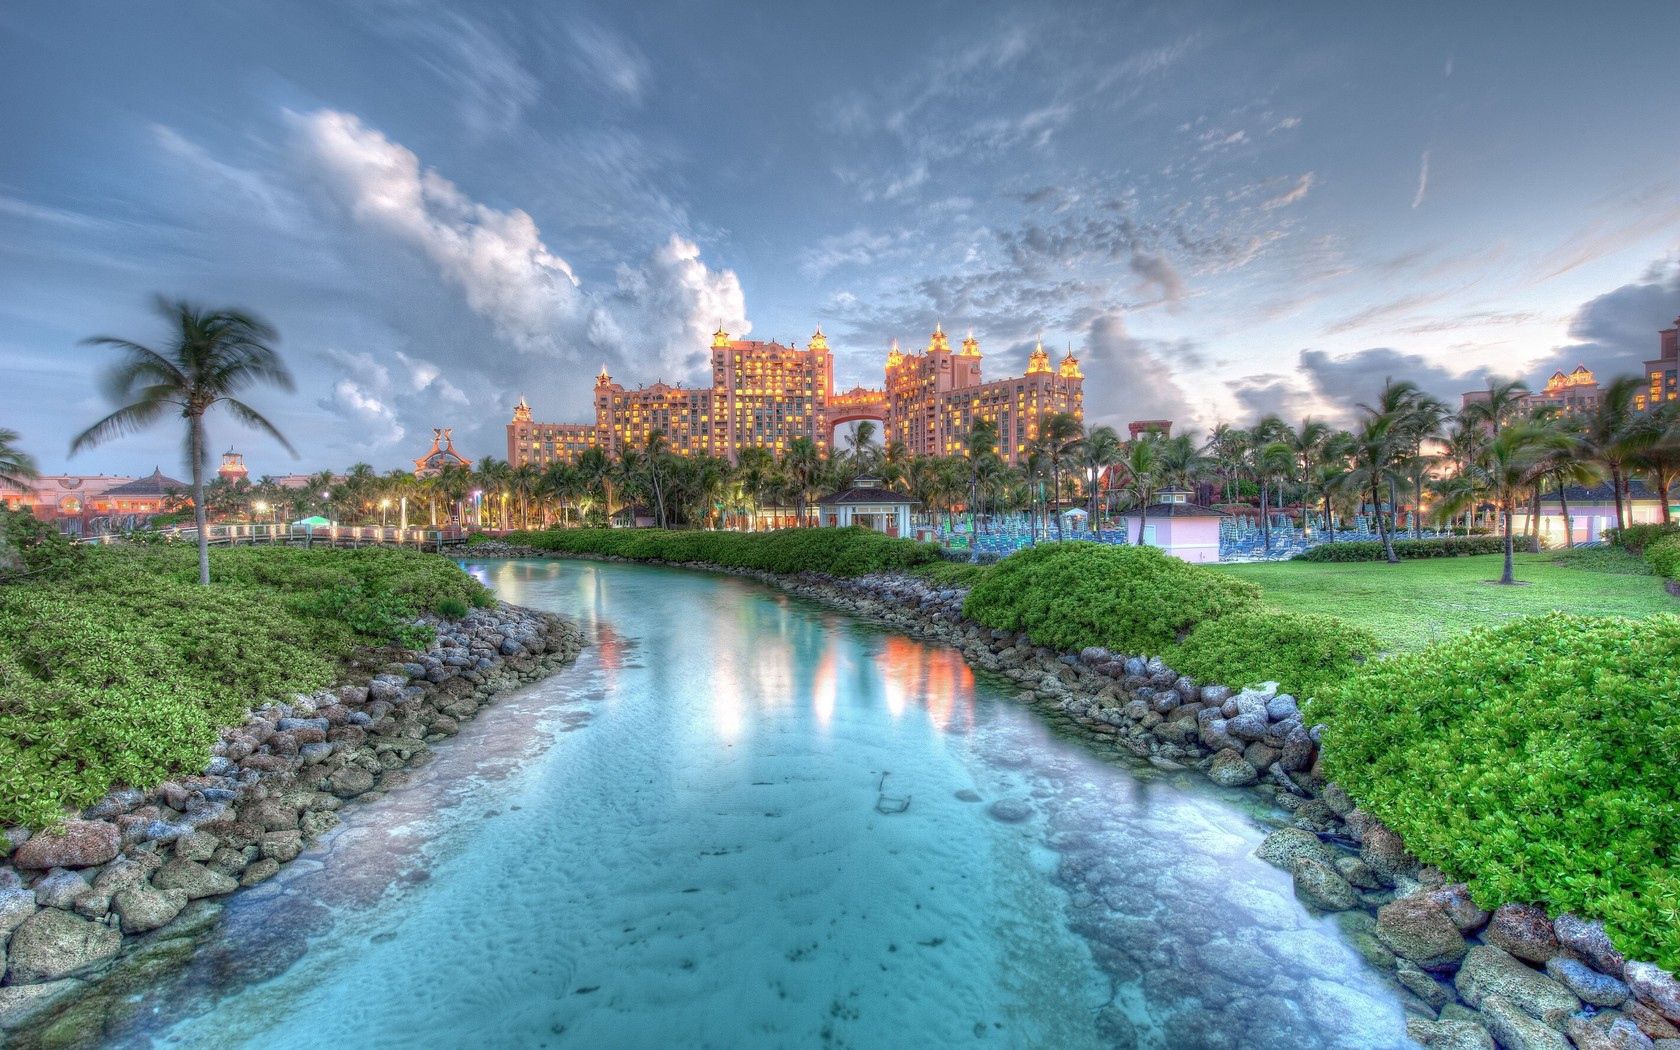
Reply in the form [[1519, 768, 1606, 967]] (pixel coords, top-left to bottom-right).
[[1578, 376, 1644, 532], [1529, 416, 1601, 549], [1469, 422, 1570, 584], [842, 421, 881, 477], [0, 428, 39, 491], [1464, 377, 1530, 436], [1037, 412, 1084, 541], [1342, 412, 1406, 564], [71, 298, 294, 585], [1076, 425, 1123, 533], [963, 417, 1002, 561], [1116, 434, 1161, 545], [1630, 401, 1680, 526], [782, 437, 823, 526]]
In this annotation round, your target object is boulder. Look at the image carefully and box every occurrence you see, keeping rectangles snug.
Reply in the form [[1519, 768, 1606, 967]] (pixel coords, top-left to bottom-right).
[[0, 979, 86, 1034], [1624, 998, 1680, 1040], [1554, 914, 1626, 978], [1566, 1012, 1657, 1050], [1484, 903, 1560, 964], [239, 859, 281, 886], [987, 799, 1033, 823], [1397, 961, 1456, 1010], [32, 868, 94, 910], [1626, 963, 1680, 1023], [328, 767, 376, 799], [1359, 823, 1416, 880], [152, 858, 238, 899], [1405, 1017, 1496, 1050], [5, 907, 122, 982], [112, 884, 188, 933], [10, 821, 119, 870], [1290, 857, 1360, 911], [1206, 749, 1259, 787], [1546, 955, 1631, 1006], [0, 886, 37, 939], [1376, 893, 1470, 970], [1256, 827, 1338, 871], [1476, 994, 1571, 1050], [1455, 945, 1581, 1024], [1427, 884, 1491, 933]]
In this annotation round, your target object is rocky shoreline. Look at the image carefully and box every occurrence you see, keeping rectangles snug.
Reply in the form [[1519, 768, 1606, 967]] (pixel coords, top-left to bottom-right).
[[0, 600, 584, 1044], [471, 542, 1680, 1050]]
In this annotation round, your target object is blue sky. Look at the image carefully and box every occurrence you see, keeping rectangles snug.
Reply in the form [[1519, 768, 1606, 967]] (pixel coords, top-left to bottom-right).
[[3, 0, 1678, 476]]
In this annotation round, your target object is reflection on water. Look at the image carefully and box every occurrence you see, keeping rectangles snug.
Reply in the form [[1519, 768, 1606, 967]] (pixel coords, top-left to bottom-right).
[[84, 559, 1407, 1050]]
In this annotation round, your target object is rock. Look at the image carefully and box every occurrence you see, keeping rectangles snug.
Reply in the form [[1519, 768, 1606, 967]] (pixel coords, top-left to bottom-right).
[[1359, 823, 1416, 880], [0, 886, 37, 938], [1625, 998, 1680, 1040], [1322, 782, 1356, 816], [0, 979, 86, 1033], [1554, 914, 1626, 978], [1427, 884, 1491, 933], [1398, 960, 1456, 1010], [328, 766, 376, 799], [112, 884, 188, 933], [173, 830, 219, 862], [1546, 955, 1631, 1006], [261, 831, 304, 862], [1256, 827, 1338, 871], [5, 907, 122, 982], [152, 858, 238, 899], [1476, 994, 1571, 1050], [1376, 893, 1470, 970], [987, 799, 1033, 823], [1335, 855, 1385, 890], [240, 858, 281, 886], [1290, 857, 1360, 911], [1406, 1017, 1496, 1050], [1206, 749, 1259, 787], [1455, 945, 1581, 1024], [1627, 963, 1680, 1023], [1484, 903, 1560, 964], [10, 820, 120, 870], [1567, 1012, 1657, 1050], [32, 868, 94, 910]]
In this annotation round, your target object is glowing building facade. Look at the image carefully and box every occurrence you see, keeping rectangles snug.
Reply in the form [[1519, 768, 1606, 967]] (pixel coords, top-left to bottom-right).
[[1639, 316, 1680, 411], [508, 326, 1083, 469]]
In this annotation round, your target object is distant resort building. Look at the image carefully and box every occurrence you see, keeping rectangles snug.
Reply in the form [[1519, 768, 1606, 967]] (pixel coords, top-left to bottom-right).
[[217, 449, 249, 483], [507, 325, 1084, 470], [2, 467, 185, 534], [817, 476, 916, 537], [1462, 364, 1601, 418], [413, 428, 471, 478], [1638, 315, 1680, 411]]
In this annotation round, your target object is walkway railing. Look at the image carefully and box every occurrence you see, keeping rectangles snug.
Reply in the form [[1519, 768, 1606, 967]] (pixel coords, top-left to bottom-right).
[[77, 522, 468, 550]]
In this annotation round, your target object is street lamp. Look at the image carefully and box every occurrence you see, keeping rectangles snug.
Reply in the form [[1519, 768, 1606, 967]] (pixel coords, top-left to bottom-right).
[[379, 498, 391, 528]]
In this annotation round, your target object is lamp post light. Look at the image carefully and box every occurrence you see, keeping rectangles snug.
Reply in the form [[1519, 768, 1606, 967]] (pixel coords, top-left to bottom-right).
[[400, 494, 408, 533], [471, 489, 483, 529], [380, 498, 391, 528]]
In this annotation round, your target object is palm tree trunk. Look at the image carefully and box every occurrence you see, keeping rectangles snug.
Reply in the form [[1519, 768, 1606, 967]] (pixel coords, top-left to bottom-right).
[[1137, 504, 1149, 546], [1259, 480, 1270, 552], [1529, 487, 1542, 553], [1500, 501, 1515, 584], [1052, 467, 1064, 541], [190, 413, 210, 585], [1610, 466, 1626, 532], [1560, 489, 1574, 549], [1373, 482, 1398, 563], [1413, 472, 1424, 539], [1323, 491, 1335, 542]]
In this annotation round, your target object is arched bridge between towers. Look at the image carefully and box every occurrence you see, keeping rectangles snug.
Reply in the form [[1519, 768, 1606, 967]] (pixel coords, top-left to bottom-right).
[[824, 387, 889, 440]]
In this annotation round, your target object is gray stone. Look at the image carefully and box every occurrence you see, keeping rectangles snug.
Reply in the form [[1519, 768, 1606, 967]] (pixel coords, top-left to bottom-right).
[[5, 907, 122, 982], [0, 886, 37, 939], [328, 766, 376, 798], [152, 858, 238, 899], [261, 831, 304, 862], [1427, 884, 1490, 933], [1554, 914, 1626, 978], [112, 884, 188, 933], [1455, 945, 1580, 1024], [1359, 823, 1416, 880], [33, 868, 93, 910], [0, 979, 87, 1033], [1406, 1017, 1496, 1050], [1256, 827, 1338, 871], [1476, 994, 1571, 1050], [1546, 955, 1630, 1006], [240, 858, 281, 886], [1627, 963, 1680, 1023], [1484, 903, 1560, 964], [1206, 749, 1259, 787], [1397, 960, 1455, 1010], [1376, 893, 1469, 970], [986, 799, 1033, 823], [1290, 857, 1360, 911], [1567, 1012, 1656, 1050], [10, 820, 120, 870]]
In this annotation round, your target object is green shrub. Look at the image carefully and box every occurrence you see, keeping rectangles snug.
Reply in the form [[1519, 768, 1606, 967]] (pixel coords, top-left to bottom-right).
[[436, 596, 471, 618], [1607, 523, 1680, 554], [1310, 612, 1680, 969], [0, 544, 493, 828], [506, 527, 943, 577], [1645, 535, 1680, 580], [0, 508, 82, 578], [1549, 546, 1654, 575], [1294, 536, 1507, 562], [962, 542, 1260, 655], [1168, 610, 1380, 700], [912, 560, 994, 589]]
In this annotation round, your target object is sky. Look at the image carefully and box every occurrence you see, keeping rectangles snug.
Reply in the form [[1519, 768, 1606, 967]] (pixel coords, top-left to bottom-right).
[[3, 0, 1679, 477]]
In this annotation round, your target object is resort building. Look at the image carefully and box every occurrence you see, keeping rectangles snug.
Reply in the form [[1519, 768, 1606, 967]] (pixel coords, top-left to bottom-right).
[[1638, 315, 1680, 411], [817, 476, 916, 537], [1462, 365, 1601, 419], [2, 468, 185, 534], [217, 449, 249, 484], [507, 326, 1083, 469], [1116, 489, 1225, 563], [413, 428, 472, 478]]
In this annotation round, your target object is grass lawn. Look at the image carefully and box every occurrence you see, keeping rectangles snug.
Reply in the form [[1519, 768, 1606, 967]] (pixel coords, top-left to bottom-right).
[[1212, 551, 1676, 651]]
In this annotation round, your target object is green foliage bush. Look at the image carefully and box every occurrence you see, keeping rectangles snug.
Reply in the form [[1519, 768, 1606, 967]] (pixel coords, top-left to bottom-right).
[[1293, 536, 1508, 562], [0, 544, 491, 828], [1548, 546, 1654, 576], [962, 542, 1260, 655], [1607, 523, 1680, 554], [1310, 612, 1680, 969], [0, 508, 83, 578], [508, 527, 944, 577], [1169, 610, 1380, 700], [912, 560, 994, 589], [1643, 535, 1680, 580]]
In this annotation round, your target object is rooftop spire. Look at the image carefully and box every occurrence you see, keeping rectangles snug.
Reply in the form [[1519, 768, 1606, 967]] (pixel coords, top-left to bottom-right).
[[928, 323, 950, 354], [886, 337, 904, 369], [712, 322, 730, 348], [959, 329, 981, 356]]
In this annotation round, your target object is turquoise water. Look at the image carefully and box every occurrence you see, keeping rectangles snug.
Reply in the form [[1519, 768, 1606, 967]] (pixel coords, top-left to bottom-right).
[[112, 559, 1409, 1049]]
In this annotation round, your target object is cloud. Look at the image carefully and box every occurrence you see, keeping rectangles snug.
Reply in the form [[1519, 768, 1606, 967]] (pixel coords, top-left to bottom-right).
[[1411, 151, 1430, 209], [364, 5, 538, 136], [1529, 258, 1680, 381], [566, 20, 651, 105], [1079, 312, 1198, 430], [292, 108, 748, 383], [1128, 252, 1187, 306], [1300, 346, 1488, 414], [1261, 173, 1315, 211]]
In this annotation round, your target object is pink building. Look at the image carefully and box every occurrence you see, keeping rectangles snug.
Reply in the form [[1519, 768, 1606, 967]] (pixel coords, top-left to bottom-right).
[[1116, 490, 1225, 563]]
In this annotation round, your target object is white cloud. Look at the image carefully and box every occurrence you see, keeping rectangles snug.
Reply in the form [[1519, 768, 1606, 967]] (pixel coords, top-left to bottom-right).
[[292, 109, 749, 382], [1411, 151, 1430, 209], [1261, 172, 1316, 211], [567, 20, 651, 105]]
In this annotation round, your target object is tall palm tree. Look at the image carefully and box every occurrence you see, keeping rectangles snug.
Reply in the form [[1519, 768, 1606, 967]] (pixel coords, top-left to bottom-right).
[[1036, 412, 1084, 541], [0, 428, 39, 491], [963, 417, 1002, 561], [1630, 401, 1680, 526], [1342, 412, 1405, 564], [1578, 376, 1644, 532], [1464, 377, 1530, 436], [1469, 422, 1570, 584], [1076, 425, 1123, 533], [1284, 418, 1331, 529], [71, 298, 294, 585], [782, 437, 823, 526], [1116, 434, 1161, 546]]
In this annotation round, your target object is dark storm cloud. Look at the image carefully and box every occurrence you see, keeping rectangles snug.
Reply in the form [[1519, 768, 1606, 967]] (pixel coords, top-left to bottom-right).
[[1530, 260, 1680, 381]]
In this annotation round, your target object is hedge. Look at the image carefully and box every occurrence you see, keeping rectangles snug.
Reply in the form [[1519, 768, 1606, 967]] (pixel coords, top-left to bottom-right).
[[1293, 536, 1508, 562], [1309, 612, 1680, 970], [0, 544, 491, 828], [505, 527, 944, 577], [1169, 610, 1381, 701], [1608, 523, 1680, 554], [962, 542, 1260, 656], [1645, 534, 1680, 580]]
